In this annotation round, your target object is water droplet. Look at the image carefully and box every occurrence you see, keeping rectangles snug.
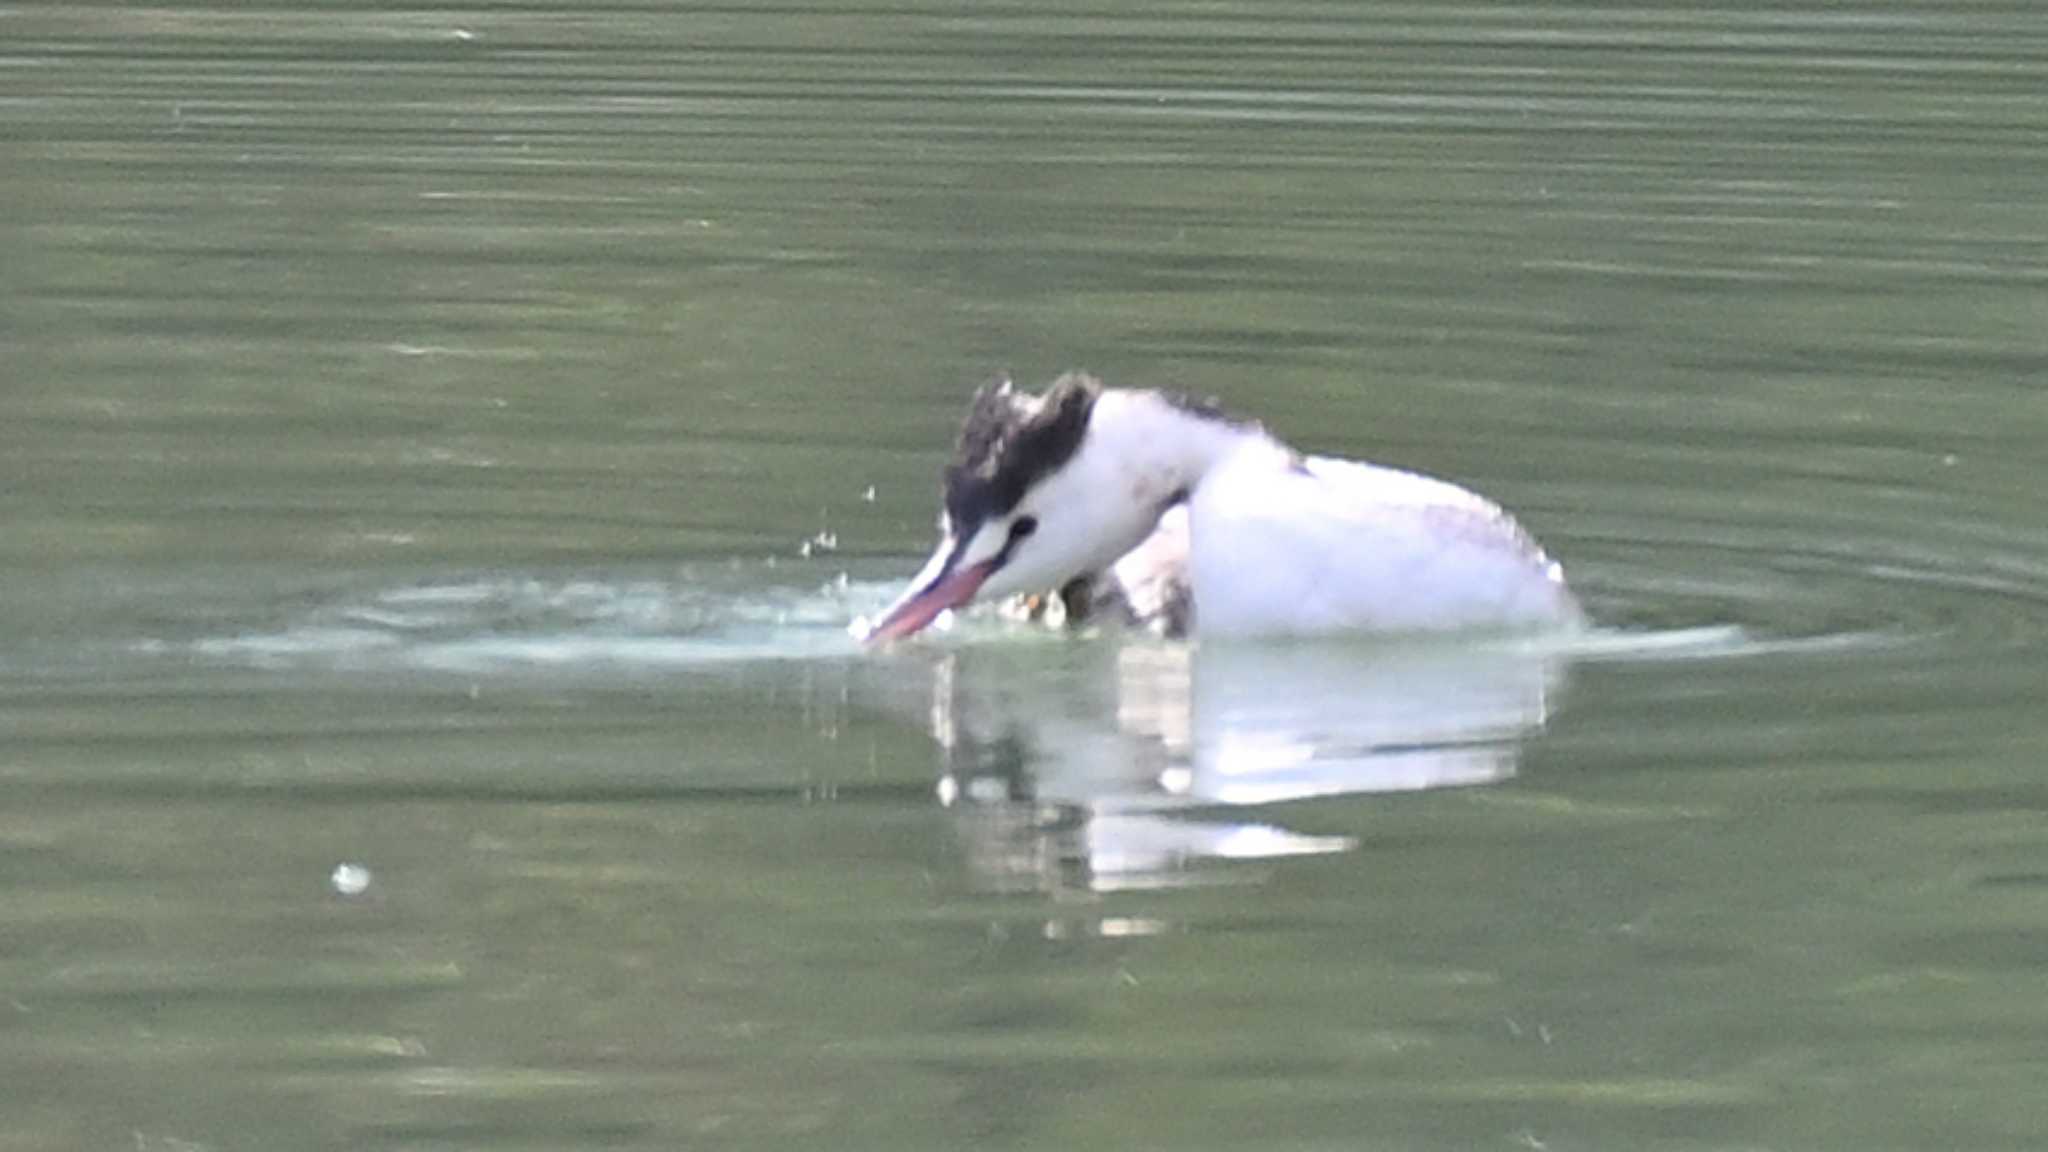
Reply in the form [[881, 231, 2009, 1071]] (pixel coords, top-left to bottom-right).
[[331, 863, 372, 896]]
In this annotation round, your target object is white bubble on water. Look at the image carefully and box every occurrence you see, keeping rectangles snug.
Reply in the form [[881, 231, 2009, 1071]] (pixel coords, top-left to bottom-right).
[[331, 863, 372, 897]]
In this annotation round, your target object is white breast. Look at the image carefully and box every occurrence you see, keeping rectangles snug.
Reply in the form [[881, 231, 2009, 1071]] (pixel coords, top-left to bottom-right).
[[1185, 445, 1580, 636]]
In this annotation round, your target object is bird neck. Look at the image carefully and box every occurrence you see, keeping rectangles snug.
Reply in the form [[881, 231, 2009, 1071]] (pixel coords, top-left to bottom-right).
[[1088, 389, 1278, 500]]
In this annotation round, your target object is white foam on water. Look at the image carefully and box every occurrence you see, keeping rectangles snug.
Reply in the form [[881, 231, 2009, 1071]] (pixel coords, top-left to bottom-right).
[[162, 564, 1922, 680]]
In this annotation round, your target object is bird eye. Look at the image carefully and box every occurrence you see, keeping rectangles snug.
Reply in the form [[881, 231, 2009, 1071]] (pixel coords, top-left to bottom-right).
[[1010, 516, 1039, 540]]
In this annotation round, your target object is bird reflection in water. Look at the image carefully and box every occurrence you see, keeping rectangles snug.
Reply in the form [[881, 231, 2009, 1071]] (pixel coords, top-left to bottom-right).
[[916, 636, 1567, 894]]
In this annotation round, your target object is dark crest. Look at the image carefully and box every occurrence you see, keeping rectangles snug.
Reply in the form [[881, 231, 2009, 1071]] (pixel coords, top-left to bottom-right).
[[942, 371, 1100, 534]]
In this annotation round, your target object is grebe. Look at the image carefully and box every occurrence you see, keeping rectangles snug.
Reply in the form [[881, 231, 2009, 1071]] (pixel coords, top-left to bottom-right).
[[864, 372, 1579, 642]]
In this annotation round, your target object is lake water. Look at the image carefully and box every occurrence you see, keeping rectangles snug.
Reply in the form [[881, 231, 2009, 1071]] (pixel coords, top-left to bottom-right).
[[5, 3, 2047, 1149]]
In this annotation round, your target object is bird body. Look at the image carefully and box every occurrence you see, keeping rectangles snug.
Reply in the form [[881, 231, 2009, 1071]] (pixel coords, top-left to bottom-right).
[[1189, 449, 1575, 635], [864, 373, 1579, 643]]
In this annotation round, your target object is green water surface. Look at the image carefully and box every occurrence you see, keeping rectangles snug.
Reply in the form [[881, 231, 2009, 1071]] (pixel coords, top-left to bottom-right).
[[4, 3, 2047, 1149]]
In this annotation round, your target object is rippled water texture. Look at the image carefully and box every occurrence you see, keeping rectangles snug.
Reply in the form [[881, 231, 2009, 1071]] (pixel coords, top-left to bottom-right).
[[4, 3, 2047, 1150]]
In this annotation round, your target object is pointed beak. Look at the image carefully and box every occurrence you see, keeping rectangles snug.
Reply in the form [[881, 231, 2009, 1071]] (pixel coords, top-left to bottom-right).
[[864, 540, 998, 644]]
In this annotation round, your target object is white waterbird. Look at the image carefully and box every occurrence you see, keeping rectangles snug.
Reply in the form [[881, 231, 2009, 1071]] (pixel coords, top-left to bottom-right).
[[864, 372, 1580, 642]]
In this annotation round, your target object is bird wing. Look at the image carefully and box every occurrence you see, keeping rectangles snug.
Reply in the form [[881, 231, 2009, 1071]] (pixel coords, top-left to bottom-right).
[[1187, 451, 1575, 635]]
